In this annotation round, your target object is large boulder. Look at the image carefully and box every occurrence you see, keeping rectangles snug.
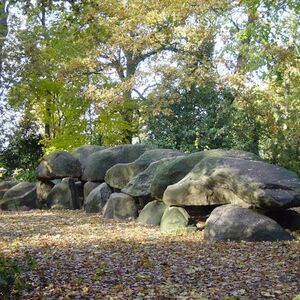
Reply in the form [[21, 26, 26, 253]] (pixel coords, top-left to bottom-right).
[[163, 155, 300, 209], [83, 182, 101, 200], [160, 207, 190, 233], [105, 149, 183, 189], [36, 181, 55, 206], [0, 181, 19, 200], [122, 157, 180, 198], [0, 182, 37, 210], [46, 178, 80, 209], [84, 183, 112, 213], [137, 200, 167, 225], [204, 205, 293, 241], [102, 193, 138, 220], [71, 145, 105, 168], [151, 149, 259, 200], [36, 151, 82, 180], [82, 144, 156, 182]]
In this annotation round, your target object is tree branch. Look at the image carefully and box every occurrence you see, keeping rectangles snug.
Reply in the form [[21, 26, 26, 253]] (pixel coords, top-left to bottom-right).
[[132, 88, 147, 101]]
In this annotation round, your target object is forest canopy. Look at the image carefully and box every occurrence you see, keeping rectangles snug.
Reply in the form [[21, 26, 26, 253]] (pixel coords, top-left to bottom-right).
[[0, 0, 299, 179]]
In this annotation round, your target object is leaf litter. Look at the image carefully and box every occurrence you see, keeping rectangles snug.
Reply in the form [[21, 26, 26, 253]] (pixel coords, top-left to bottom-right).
[[0, 210, 299, 299]]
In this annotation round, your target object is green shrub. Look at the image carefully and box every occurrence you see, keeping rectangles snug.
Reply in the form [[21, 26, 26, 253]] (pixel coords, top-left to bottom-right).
[[0, 255, 21, 298], [0, 252, 36, 298]]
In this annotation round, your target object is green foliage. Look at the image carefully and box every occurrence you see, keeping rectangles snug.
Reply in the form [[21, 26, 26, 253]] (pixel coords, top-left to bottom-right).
[[1, 0, 299, 174], [7, 4, 106, 152], [145, 85, 236, 152], [95, 262, 107, 277], [225, 0, 300, 173], [0, 251, 37, 299], [95, 100, 140, 145], [0, 114, 43, 181], [24, 251, 36, 269], [0, 255, 21, 299], [233, 63, 300, 174]]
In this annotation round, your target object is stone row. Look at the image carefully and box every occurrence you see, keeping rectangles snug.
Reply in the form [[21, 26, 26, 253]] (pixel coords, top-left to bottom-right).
[[1, 144, 300, 241]]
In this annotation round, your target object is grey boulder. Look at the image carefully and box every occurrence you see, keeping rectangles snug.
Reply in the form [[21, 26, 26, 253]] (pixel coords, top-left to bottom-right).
[[163, 155, 300, 209], [102, 193, 138, 220], [36, 150, 82, 180], [0, 181, 19, 201], [105, 149, 183, 189], [83, 182, 101, 200], [0, 182, 37, 210], [151, 149, 259, 200], [82, 144, 156, 182], [160, 207, 190, 233], [137, 200, 167, 225], [122, 157, 180, 198], [204, 205, 293, 241], [84, 183, 112, 213], [46, 178, 80, 209], [36, 181, 55, 206], [71, 145, 105, 168]]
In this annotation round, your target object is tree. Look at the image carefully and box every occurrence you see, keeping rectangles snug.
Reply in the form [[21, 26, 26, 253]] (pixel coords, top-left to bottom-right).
[[70, 0, 229, 143], [145, 84, 235, 152], [179, 0, 299, 172], [7, 0, 102, 150], [0, 1, 9, 92], [0, 112, 43, 181], [0, 0, 33, 95], [7, 0, 230, 148], [3, 0, 299, 176], [0, 0, 29, 151]]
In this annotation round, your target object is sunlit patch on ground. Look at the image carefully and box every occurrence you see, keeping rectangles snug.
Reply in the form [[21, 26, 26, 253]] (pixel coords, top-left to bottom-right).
[[0, 210, 299, 299]]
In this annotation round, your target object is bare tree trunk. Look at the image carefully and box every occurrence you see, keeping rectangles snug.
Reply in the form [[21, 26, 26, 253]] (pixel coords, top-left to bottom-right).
[[122, 51, 139, 144], [39, 1, 51, 138], [235, 7, 257, 73], [0, 1, 9, 91]]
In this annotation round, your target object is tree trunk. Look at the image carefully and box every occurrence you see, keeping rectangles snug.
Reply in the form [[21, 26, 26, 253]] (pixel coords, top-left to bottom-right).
[[235, 7, 257, 74], [44, 101, 51, 138], [0, 1, 8, 90], [122, 90, 134, 144], [120, 51, 139, 144], [40, 1, 51, 138]]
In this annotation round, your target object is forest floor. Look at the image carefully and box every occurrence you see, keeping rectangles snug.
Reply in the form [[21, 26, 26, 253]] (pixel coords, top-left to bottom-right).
[[0, 210, 299, 300]]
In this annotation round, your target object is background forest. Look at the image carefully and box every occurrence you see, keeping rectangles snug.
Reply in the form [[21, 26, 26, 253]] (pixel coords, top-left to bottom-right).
[[0, 0, 299, 180]]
